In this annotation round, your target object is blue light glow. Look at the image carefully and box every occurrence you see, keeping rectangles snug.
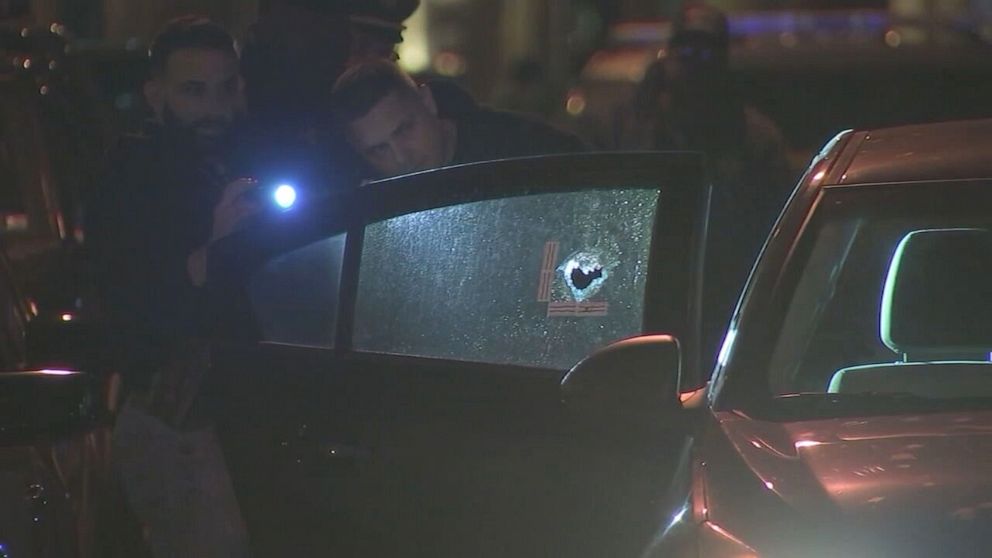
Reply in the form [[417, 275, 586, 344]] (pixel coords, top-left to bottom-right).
[[273, 184, 297, 209]]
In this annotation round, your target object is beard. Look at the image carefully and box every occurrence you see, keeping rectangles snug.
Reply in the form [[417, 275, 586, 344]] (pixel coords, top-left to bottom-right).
[[162, 104, 240, 155]]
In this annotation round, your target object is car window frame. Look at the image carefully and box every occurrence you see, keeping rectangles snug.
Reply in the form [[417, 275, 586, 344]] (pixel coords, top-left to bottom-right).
[[208, 152, 708, 375]]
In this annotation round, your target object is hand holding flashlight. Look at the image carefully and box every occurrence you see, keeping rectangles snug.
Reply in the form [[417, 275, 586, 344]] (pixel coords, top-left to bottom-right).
[[211, 178, 264, 242], [188, 178, 263, 287], [188, 178, 301, 286]]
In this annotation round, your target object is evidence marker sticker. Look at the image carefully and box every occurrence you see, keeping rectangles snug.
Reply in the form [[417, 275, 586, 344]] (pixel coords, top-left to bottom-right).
[[546, 249, 615, 317], [547, 300, 609, 317], [558, 250, 613, 302], [537, 240, 560, 302]]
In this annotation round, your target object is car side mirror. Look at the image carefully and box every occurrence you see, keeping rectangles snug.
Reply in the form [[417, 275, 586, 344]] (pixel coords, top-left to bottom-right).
[[0, 371, 103, 445], [561, 334, 683, 424]]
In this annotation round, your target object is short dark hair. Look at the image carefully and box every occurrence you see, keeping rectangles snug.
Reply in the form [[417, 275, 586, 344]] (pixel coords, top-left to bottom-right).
[[148, 16, 237, 76], [330, 60, 419, 124]]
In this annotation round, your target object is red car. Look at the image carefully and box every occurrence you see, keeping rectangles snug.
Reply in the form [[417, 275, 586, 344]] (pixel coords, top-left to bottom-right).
[[205, 119, 992, 556], [569, 118, 992, 556]]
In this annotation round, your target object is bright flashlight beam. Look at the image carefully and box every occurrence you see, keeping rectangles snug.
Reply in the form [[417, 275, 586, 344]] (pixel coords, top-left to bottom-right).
[[273, 184, 297, 209]]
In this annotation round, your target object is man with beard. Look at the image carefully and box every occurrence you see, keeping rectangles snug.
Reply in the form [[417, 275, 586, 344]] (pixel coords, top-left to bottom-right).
[[617, 4, 793, 367], [86, 17, 253, 557]]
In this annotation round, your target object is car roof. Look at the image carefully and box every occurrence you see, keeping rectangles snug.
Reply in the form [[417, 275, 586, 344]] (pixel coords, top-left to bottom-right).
[[831, 118, 992, 186]]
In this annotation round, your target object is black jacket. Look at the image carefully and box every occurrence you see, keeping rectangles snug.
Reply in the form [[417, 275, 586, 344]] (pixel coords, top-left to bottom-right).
[[86, 123, 226, 389], [429, 81, 586, 164]]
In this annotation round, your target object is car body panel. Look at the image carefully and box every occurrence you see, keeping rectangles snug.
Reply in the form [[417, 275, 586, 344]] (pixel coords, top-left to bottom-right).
[[720, 409, 992, 518], [834, 118, 992, 185], [670, 409, 992, 557]]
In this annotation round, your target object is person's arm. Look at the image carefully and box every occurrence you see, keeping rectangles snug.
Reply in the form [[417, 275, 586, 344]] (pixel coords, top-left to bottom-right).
[[187, 178, 261, 287]]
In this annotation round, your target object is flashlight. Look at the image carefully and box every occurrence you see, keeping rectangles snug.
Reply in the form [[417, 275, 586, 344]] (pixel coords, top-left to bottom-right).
[[272, 183, 297, 209], [243, 181, 299, 210]]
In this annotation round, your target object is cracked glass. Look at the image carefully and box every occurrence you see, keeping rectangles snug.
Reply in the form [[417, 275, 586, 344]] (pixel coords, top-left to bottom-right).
[[352, 188, 660, 370]]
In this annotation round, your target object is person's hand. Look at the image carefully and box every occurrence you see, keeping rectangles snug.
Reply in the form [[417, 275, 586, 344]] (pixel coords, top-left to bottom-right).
[[210, 178, 262, 242], [188, 178, 262, 287]]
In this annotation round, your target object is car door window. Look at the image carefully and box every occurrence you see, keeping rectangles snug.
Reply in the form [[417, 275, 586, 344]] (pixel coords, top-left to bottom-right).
[[247, 233, 346, 348], [352, 188, 661, 370]]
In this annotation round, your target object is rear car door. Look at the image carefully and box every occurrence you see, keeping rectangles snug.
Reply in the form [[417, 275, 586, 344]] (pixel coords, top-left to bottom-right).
[[207, 153, 708, 557]]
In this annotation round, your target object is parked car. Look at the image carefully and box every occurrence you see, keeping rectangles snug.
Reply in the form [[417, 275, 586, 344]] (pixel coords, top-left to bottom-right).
[[207, 119, 992, 556], [0, 241, 110, 558], [571, 117, 992, 556]]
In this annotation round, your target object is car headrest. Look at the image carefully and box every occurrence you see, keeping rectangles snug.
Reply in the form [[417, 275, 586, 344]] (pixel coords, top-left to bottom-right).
[[882, 228, 992, 357]]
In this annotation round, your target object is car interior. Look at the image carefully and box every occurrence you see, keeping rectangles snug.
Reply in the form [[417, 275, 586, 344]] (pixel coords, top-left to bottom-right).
[[829, 228, 992, 398], [768, 216, 894, 393], [766, 186, 992, 398]]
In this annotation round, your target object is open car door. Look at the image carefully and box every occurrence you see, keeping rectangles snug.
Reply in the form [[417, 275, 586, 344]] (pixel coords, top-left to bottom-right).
[[206, 153, 709, 557]]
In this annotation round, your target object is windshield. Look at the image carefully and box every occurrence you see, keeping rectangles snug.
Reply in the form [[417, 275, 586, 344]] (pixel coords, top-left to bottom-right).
[[755, 182, 992, 418]]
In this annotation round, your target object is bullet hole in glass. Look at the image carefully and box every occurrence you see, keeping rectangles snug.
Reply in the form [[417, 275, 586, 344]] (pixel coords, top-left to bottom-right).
[[570, 266, 603, 290], [559, 251, 614, 302]]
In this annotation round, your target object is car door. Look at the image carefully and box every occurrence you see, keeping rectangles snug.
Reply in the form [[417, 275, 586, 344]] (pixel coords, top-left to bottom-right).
[[207, 152, 708, 557]]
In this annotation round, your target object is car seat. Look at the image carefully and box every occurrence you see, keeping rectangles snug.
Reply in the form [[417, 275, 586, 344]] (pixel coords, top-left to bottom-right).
[[828, 228, 992, 398]]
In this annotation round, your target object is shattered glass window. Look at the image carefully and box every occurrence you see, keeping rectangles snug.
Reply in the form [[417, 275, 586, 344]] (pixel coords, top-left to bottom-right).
[[353, 189, 660, 370], [248, 233, 346, 348]]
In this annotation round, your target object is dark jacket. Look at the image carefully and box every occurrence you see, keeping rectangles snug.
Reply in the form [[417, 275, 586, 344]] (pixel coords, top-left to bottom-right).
[[429, 81, 586, 164], [86, 122, 226, 389]]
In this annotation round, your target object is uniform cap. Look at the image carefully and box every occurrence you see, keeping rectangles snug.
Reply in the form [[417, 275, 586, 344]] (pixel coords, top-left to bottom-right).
[[347, 0, 419, 43]]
